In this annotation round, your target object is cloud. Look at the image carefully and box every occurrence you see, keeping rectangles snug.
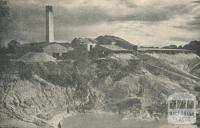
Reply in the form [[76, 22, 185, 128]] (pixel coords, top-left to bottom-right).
[[193, 0, 200, 3], [174, 2, 200, 34], [4, 0, 200, 46], [9, 0, 192, 25]]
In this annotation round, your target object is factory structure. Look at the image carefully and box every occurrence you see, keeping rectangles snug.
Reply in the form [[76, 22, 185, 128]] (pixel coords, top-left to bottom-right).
[[18, 5, 72, 60], [13, 5, 195, 62], [46, 5, 55, 43]]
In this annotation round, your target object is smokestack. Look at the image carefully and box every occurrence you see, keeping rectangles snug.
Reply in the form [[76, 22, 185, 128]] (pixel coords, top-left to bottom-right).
[[46, 5, 55, 43]]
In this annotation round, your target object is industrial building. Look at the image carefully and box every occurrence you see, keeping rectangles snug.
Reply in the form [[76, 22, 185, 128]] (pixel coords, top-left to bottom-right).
[[16, 5, 196, 62], [18, 5, 71, 60], [92, 44, 133, 58], [138, 48, 195, 54]]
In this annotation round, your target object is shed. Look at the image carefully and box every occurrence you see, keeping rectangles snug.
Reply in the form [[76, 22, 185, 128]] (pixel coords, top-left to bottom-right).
[[42, 44, 69, 58], [71, 38, 97, 52], [19, 42, 73, 59], [18, 52, 57, 62], [92, 44, 133, 57]]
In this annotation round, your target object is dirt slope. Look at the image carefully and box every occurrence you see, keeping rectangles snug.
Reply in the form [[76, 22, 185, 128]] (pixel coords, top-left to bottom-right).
[[146, 53, 200, 73], [0, 52, 200, 127]]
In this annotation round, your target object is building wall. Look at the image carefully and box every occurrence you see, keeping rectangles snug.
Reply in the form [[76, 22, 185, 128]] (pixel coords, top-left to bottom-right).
[[91, 46, 112, 58], [91, 45, 134, 58], [87, 43, 96, 52]]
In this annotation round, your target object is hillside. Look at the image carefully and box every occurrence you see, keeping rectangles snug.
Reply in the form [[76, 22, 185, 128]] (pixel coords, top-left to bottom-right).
[[146, 53, 200, 79], [183, 40, 200, 57], [1, 50, 200, 127], [95, 35, 137, 50], [146, 53, 200, 72], [96, 35, 134, 45], [1, 35, 200, 128]]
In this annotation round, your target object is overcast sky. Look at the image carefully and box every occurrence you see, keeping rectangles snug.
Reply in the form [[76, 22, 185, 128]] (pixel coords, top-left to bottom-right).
[[7, 0, 200, 46]]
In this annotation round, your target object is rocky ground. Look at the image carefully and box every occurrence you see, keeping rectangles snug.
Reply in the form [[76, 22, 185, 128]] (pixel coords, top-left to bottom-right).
[[0, 51, 200, 128]]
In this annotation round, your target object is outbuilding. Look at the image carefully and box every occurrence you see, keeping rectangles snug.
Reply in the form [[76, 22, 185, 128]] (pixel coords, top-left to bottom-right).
[[42, 43, 70, 58], [92, 44, 133, 58]]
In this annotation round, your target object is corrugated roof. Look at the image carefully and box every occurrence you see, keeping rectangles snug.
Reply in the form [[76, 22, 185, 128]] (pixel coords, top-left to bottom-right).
[[99, 45, 128, 51], [107, 53, 139, 60]]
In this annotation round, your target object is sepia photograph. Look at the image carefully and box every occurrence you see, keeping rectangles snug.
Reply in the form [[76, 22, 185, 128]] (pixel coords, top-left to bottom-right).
[[0, 0, 200, 128]]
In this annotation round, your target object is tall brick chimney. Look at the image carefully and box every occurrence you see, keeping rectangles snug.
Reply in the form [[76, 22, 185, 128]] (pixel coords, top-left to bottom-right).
[[46, 5, 55, 43]]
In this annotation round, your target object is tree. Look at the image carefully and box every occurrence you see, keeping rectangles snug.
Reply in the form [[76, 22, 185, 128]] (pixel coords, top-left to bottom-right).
[[7, 40, 20, 53], [178, 45, 183, 49], [183, 40, 200, 56]]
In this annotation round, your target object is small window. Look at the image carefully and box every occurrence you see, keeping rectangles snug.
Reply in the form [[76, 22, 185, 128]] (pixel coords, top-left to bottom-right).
[[170, 100, 176, 109], [177, 100, 186, 109], [90, 45, 93, 50], [187, 100, 194, 109]]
